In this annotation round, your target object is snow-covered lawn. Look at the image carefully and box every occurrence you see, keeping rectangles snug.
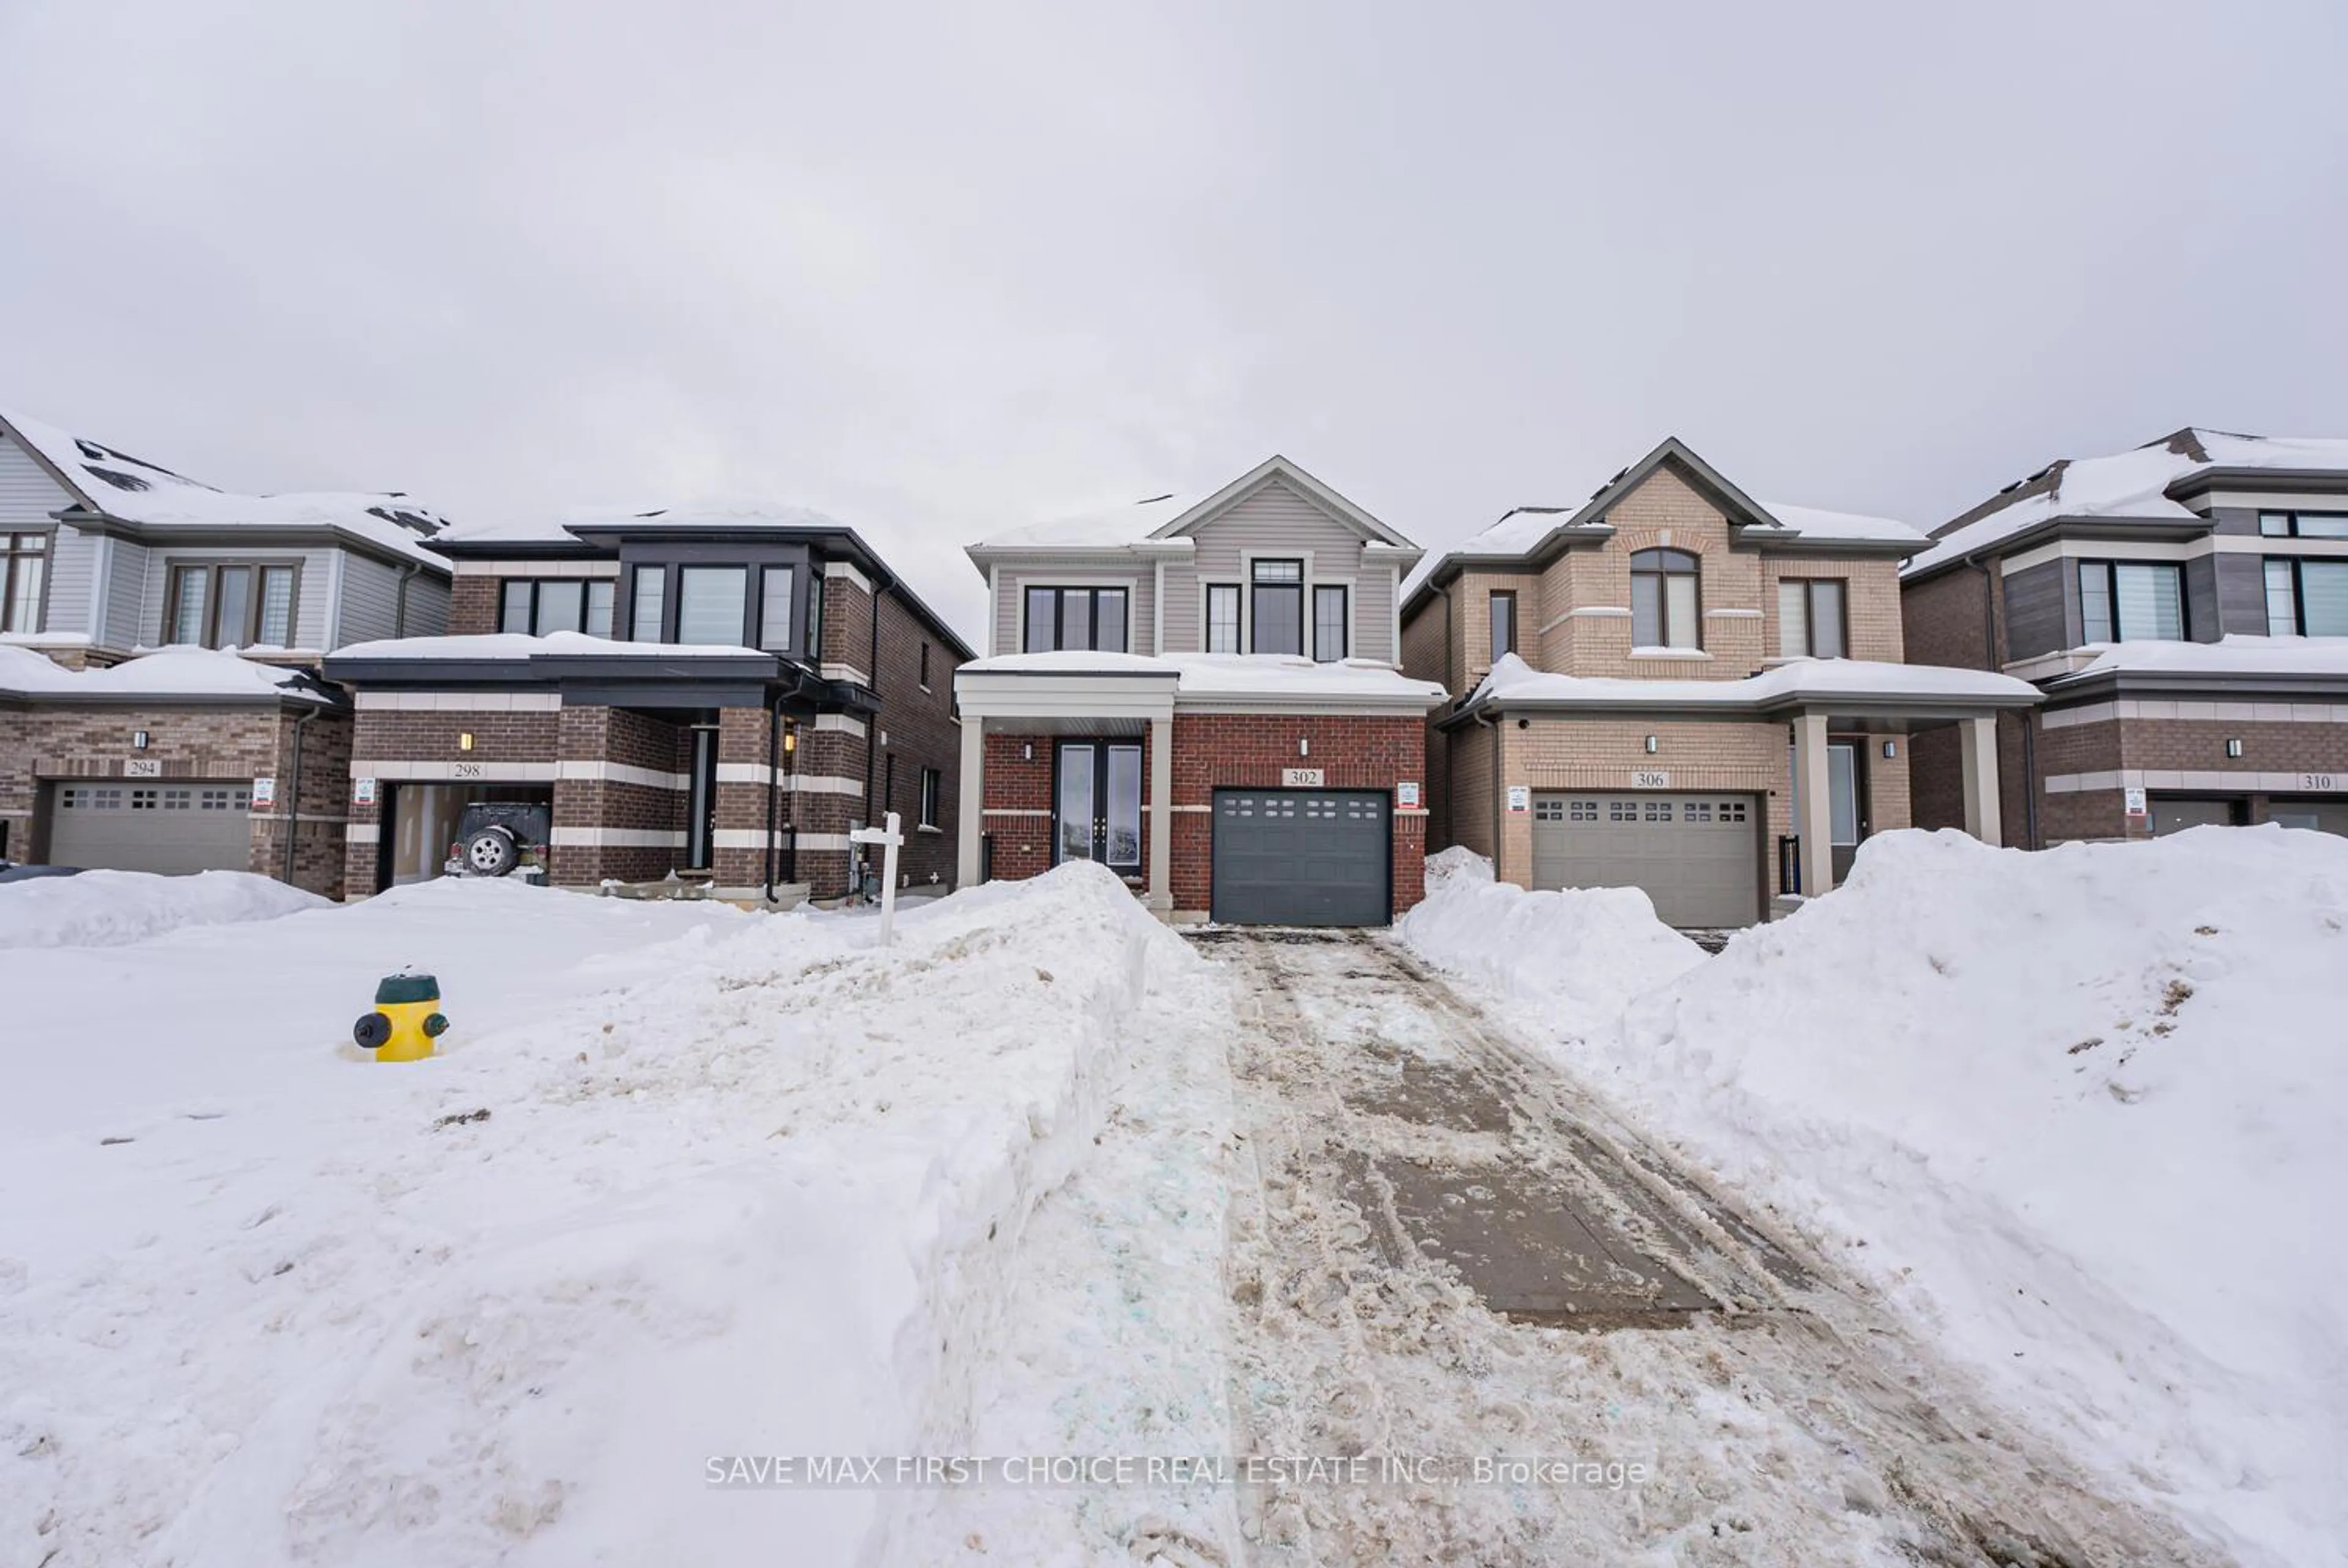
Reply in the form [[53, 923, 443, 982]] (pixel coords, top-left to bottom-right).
[[0, 865, 1222, 1566], [1403, 826, 2348, 1568], [0, 867, 327, 949]]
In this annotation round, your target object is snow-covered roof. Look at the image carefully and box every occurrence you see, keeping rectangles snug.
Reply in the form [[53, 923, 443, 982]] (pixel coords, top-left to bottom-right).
[[330, 631, 767, 661], [0, 644, 334, 703], [2055, 634, 2348, 684], [1908, 429, 2348, 578], [1753, 501, 1928, 545], [0, 406, 454, 569], [968, 493, 1197, 551], [958, 650, 1447, 706], [431, 502, 851, 548], [1466, 652, 2039, 713]]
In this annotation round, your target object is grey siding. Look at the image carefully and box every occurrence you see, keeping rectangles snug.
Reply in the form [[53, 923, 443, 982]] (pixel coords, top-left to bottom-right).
[[103, 538, 149, 649], [336, 553, 450, 646], [994, 564, 1154, 657], [1164, 477, 1390, 659], [1999, 558, 2070, 660], [2212, 552, 2271, 636], [40, 526, 99, 638], [140, 547, 325, 646], [2184, 555, 2221, 642], [0, 434, 84, 636]]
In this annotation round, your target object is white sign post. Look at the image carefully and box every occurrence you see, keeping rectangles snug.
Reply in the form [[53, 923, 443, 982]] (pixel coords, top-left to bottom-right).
[[848, 811, 904, 947]]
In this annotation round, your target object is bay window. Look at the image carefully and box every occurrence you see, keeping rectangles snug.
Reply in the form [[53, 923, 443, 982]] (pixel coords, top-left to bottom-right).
[[759, 566, 794, 651], [2079, 561, 2184, 643], [2265, 558, 2348, 637], [1631, 548, 1701, 649], [1777, 578, 1847, 658], [1250, 559, 1303, 655], [676, 566, 748, 646], [2, 532, 45, 633]]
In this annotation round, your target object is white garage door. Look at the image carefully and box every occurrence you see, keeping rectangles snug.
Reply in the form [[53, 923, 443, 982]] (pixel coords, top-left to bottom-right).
[[1530, 792, 1760, 928], [48, 781, 255, 875]]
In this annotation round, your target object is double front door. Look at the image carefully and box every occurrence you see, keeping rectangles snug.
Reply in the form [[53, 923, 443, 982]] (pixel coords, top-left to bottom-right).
[[1055, 741, 1143, 875]]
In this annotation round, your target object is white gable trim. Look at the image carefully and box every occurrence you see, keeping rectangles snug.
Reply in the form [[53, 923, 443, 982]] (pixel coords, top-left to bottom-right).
[[1150, 455, 1414, 548]]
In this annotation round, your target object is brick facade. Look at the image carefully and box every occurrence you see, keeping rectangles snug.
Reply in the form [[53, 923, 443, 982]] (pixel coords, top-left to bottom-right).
[[0, 700, 352, 896], [977, 713, 1429, 921]]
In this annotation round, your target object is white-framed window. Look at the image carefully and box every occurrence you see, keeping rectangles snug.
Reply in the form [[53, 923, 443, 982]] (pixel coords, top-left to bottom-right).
[[1777, 578, 1847, 658], [1631, 548, 1700, 649], [2265, 558, 2348, 637], [1205, 584, 1241, 653], [164, 561, 300, 649], [1313, 584, 1348, 663], [2080, 560, 2184, 642]]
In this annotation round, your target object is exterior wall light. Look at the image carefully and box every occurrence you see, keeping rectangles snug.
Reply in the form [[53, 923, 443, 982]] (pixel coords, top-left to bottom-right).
[[1022, 742, 1032, 760], [459, 733, 474, 752], [1644, 735, 1659, 754], [132, 731, 150, 750], [1882, 740, 1898, 759], [1299, 737, 1310, 757], [2224, 737, 2245, 759], [783, 726, 798, 754]]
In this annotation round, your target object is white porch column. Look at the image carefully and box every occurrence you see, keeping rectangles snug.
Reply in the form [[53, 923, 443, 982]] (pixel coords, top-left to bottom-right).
[[956, 716, 986, 888], [1794, 712, 1834, 898], [1960, 714, 2003, 848], [1145, 714, 1173, 916]]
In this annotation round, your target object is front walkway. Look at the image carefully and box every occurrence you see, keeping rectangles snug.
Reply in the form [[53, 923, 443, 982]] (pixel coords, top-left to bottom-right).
[[1202, 930, 2224, 1565]]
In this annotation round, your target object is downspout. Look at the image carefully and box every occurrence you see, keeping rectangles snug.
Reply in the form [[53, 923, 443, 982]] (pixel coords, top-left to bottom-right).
[[764, 691, 784, 903], [393, 562, 421, 638], [282, 704, 317, 885], [861, 565, 895, 830], [1471, 702, 1500, 877]]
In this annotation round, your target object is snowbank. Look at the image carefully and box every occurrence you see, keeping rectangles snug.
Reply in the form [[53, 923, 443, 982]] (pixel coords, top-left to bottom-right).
[[0, 867, 328, 948], [1397, 850, 1707, 1034], [0, 865, 1214, 1566], [1584, 828, 2348, 1567]]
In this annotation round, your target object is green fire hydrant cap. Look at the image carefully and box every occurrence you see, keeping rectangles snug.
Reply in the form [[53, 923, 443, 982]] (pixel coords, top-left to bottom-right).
[[374, 973, 442, 1006]]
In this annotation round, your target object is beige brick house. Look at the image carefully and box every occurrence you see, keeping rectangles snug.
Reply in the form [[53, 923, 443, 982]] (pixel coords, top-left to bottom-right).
[[1401, 438, 2036, 924]]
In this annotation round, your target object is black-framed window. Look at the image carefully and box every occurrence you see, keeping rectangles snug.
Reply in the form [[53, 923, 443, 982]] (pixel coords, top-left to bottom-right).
[[2265, 558, 2348, 637], [1205, 584, 1241, 653], [676, 566, 748, 646], [2079, 560, 2184, 642], [1023, 585, 1129, 653], [1251, 559, 1303, 655], [499, 577, 613, 638], [2258, 510, 2348, 539], [1489, 590, 1516, 664], [165, 561, 300, 649], [1776, 578, 1847, 658], [758, 566, 794, 651], [630, 566, 666, 642], [1312, 584, 1348, 663], [1631, 548, 1701, 649], [919, 641, 932, 689], [2, 532, 45, 634], [920, 766, 941, 829]]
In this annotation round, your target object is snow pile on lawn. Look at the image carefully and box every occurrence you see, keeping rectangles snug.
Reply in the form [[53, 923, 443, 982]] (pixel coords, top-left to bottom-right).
[[0, 867, 327, 948], [1590, 828, 2348, 1568], [1397, 847, 1707, 1034], [0, 866, 1219, 1567]]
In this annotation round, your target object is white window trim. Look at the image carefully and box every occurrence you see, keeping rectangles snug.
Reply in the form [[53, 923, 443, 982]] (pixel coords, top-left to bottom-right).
[[1311, 578, 1355, 663], [1238, 548, 1315, 657], [1200, 580, 1244, 655], [1014, 575, 1141, 655]]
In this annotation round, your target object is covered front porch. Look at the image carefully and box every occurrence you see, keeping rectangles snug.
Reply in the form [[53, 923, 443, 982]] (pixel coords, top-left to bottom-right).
[[1783, 707, 2006, 902]]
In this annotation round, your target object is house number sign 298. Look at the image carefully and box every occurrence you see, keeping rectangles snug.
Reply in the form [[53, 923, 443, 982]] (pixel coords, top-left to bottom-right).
[[453, 760, 485, 779]]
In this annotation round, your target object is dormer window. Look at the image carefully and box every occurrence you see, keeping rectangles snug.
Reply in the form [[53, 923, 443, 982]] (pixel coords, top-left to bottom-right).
[[1631, 548, 1700, 649]]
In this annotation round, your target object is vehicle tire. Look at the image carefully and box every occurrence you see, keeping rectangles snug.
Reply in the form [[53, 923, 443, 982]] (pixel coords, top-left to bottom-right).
[[353, 1013, 392, 1050], [463, 826, 519, 878]]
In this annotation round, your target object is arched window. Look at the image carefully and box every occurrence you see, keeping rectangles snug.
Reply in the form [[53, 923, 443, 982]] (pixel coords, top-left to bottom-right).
[[1630, 548, 1700, 649]]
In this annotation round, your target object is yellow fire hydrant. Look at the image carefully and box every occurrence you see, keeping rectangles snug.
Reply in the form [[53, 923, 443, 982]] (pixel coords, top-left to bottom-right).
[[353, 973, 450, 1063]]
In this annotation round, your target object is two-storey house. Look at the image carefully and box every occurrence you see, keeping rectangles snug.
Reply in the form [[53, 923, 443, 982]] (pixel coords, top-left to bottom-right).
[[0, 405, 454, 893], [1902, 428, 2348, 844], [952, 455, 1449, 926], [1401, 438, 2037, 926], [322, 507, 970, 902]]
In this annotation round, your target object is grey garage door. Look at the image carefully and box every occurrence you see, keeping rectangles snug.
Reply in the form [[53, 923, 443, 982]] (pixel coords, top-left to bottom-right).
[[1212, 789, 1390, 927], [47, 781, 255, 875], [1530, 792, 1760, 928]]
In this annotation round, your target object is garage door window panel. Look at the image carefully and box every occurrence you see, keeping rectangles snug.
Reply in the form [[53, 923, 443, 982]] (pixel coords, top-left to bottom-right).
[[1631, 550, 1701, 649]]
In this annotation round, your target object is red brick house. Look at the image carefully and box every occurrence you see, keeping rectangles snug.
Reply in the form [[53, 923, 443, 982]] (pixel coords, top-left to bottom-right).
[[322, 509, 970, 902], [953, 457, 1447, 925]]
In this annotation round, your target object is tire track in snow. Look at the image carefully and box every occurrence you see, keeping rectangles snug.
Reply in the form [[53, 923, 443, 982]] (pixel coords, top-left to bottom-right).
[[1203, 930, 2230, 1568]]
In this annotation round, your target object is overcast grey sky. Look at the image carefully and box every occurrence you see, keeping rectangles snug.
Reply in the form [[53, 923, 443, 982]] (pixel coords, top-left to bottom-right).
[[4, 0, 2344, 644]]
